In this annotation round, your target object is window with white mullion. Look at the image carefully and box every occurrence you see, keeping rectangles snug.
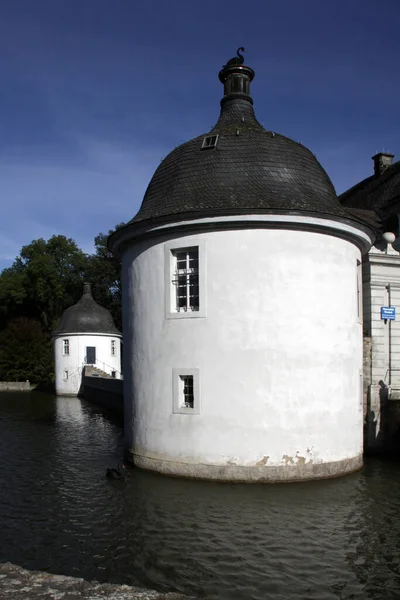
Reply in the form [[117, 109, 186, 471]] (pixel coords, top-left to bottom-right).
[[165, 240, 205, 320], [173, 248, 199, 312]]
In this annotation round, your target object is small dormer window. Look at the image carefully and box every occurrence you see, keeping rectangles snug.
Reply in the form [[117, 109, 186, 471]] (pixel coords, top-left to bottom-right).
[[201, 135, 218, 149]]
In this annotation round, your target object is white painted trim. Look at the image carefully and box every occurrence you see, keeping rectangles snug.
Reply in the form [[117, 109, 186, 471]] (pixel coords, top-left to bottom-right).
[[369, 282, 400, 289], [164, 239, 207, 319], [357, 260, 363, 324], [172, 368, 200, 415], [368, 255, 400, 267], [53, 331, 122, 339], [151, 214, 372, 243], [110, 213, 373, 255]]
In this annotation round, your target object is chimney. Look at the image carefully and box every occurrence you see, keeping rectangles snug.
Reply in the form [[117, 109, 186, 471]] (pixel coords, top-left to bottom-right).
[[372, 152, 394, 176]]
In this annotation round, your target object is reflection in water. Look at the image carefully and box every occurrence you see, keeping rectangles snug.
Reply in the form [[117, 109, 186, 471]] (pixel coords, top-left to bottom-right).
[[56, 397, 87, 424], [0, 391, 400, 599], [343, 460, 400, 599]]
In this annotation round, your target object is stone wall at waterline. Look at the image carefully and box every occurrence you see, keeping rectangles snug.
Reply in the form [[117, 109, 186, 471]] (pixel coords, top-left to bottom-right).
[[0, 381, 31, 392], [0, 562, 195, 599], [82, 374, 123, 413]]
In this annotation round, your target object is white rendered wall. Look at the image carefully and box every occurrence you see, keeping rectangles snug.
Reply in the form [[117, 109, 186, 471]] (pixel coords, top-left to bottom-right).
[[54, 333, 122, 396], [122, 222, 367, 480], [363, 244, 400, 449], [363, 246, 400, 389]]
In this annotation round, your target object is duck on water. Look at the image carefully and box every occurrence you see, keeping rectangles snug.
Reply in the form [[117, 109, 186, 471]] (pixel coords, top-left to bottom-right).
[[106, 464, 126, 480]]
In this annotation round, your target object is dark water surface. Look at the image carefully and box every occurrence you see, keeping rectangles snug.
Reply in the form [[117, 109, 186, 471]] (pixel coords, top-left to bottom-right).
[[1, 392, 400, 600]]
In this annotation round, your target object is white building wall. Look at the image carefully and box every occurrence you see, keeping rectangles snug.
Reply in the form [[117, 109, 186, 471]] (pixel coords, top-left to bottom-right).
[[122, 221, 368, 480], [364, 249, 400, 388], [54, 333, 122, 396], [363, 245, 400, 449]]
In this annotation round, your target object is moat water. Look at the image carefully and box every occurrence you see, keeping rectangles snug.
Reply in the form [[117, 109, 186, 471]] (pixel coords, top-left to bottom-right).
[[1, 391, 400, 600]]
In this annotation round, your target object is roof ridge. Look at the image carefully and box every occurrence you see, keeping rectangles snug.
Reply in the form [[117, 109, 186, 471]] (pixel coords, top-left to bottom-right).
[[340, 160, 400, 201]]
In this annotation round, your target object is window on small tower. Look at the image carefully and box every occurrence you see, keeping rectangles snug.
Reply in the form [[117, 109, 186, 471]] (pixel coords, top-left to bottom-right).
[[180, 375, 194, 408], [173, 368, 200, 414], [63, 339, 69, 355], [165, 240, 206, 320], [172, 248, 199, 312], [111, 340, 116, 356], [201, 135, 218, 149]]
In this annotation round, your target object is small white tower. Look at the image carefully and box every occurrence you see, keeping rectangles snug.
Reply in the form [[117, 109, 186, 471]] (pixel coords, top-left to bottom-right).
[[53, 283, 122, 396]]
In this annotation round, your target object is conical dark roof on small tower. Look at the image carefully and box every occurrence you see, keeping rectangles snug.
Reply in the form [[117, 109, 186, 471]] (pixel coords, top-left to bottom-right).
[[54, 283, 120, 335]]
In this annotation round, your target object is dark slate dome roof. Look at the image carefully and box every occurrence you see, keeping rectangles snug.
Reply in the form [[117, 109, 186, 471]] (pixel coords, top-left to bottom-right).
[[54, 283, 120, 335], [129, 56, 352, 226]]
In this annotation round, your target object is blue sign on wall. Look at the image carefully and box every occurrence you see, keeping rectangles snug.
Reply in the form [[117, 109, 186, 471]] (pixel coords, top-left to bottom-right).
[[381, 306, 396, 320]]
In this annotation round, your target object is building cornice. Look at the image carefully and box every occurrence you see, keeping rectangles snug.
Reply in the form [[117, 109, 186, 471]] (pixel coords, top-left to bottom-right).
[[109, 213, 374, 256], [368, 253, 400, 266], [52, 331, 122, 339]]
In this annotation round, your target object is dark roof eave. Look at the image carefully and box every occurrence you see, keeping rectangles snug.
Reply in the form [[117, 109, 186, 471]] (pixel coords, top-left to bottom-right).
[[108, 207, 375, 256]]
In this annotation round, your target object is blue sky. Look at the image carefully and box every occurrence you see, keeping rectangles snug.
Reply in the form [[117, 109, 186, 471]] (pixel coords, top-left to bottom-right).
[[1, 0, 399, 270]]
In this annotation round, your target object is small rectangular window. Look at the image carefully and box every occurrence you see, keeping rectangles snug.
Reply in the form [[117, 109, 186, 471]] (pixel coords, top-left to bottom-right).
[[180, 375, 194, 408], [201, 135, 218, 149], [173, 368, 200, 415], [63, 339, 69, 355], [165, 240, 206, 320], [64, 370, 68, 380], [111, 340, 116, 356], [172, 248, 199, 312]]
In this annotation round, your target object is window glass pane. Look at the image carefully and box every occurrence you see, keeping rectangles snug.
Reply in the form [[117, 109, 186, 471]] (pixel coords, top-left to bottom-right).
[[172, 247, 199, 312], [176, 254, 186, 267], [182, 375, 194, 408]]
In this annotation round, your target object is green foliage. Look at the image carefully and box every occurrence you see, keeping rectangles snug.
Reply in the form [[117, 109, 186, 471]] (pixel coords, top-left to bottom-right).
[[0, 225, 124, 384], [86, 223, 124, 331], [0, 235, 89, 331], [0, 318, 54, 384]]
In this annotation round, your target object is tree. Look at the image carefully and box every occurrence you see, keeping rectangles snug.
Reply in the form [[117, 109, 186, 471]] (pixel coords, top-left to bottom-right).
[[0, 318, 54, 384], [85, 223, 124, 331], [0, 226, 124, 384], [0, 235, 89, 332]]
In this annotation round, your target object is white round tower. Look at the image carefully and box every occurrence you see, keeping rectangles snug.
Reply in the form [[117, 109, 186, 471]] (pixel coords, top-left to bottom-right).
[[53, 283, 122, 396], [109, 52, 375, 481]]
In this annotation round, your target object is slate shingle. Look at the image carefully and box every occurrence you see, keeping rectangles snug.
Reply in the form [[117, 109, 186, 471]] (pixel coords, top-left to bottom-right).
[[129, 98, 354, 225], [340, 161, 400, 219], [54, 284, 120, 335]]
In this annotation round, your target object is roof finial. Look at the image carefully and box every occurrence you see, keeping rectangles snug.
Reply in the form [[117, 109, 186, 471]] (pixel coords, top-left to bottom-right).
[[83, 282, 92, 295], [218, 49, 254, 107], [223, 47, 246, 68]]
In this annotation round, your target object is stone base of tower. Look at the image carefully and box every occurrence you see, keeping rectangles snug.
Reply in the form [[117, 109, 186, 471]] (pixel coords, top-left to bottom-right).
[[128, 452, 363, 483]]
